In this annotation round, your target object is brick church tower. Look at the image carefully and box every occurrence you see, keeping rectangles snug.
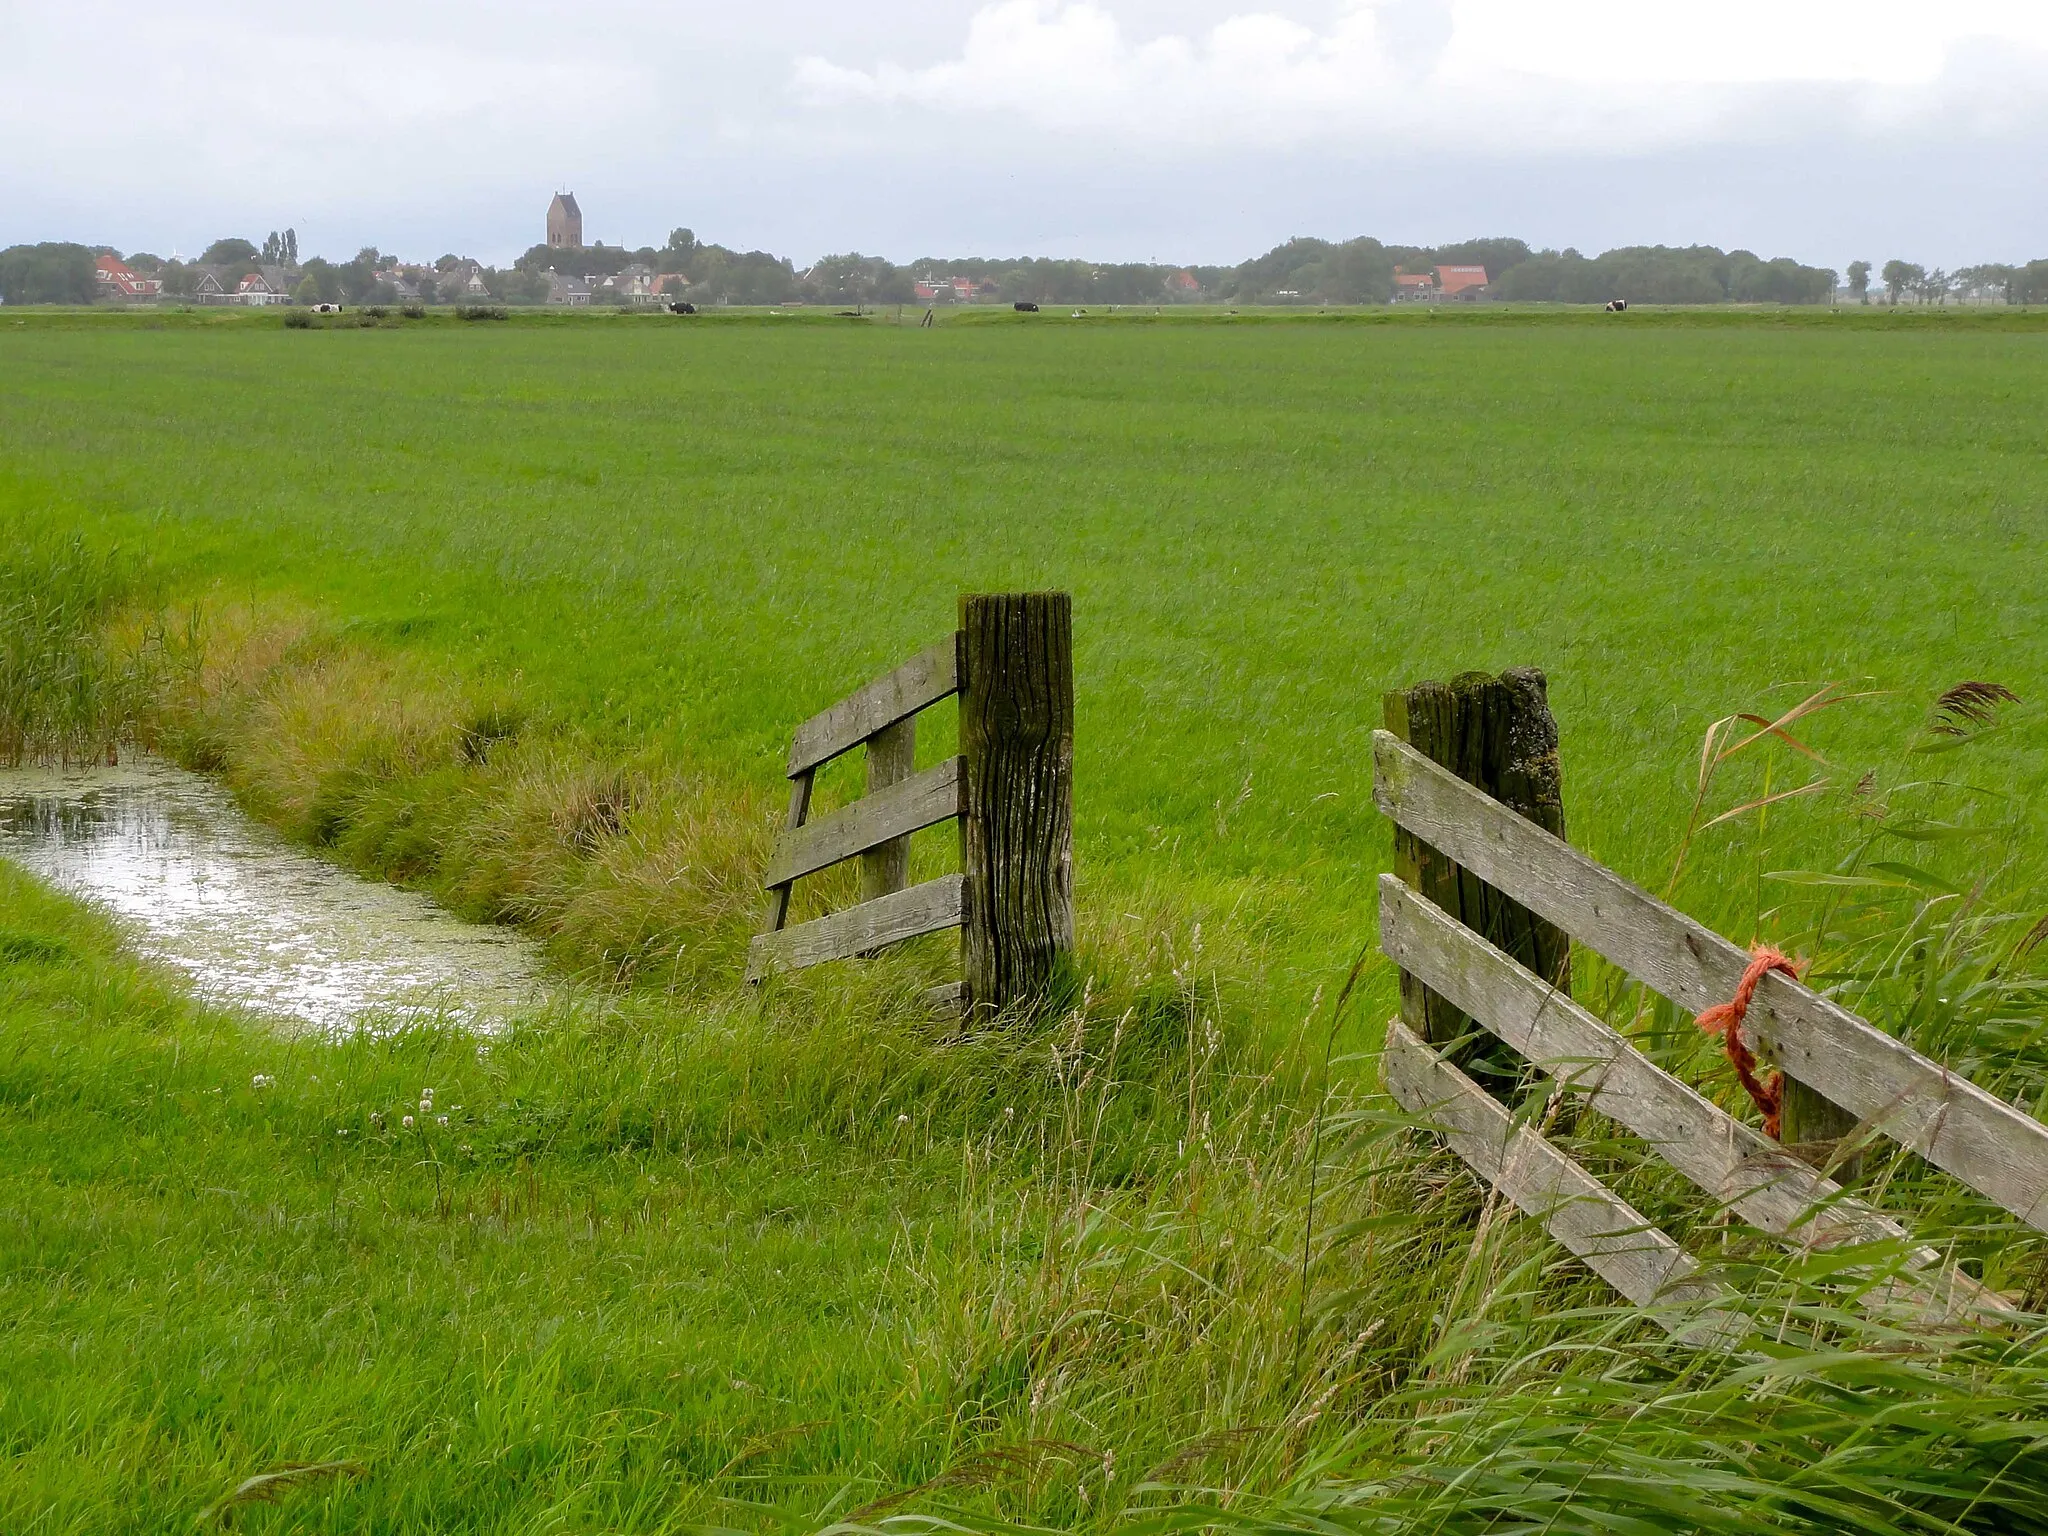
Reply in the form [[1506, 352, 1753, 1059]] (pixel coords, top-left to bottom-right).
[[547, 192, 583, 250]]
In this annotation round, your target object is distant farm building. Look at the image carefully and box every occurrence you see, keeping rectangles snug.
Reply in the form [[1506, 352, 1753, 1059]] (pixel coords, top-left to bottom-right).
[[547, 192, 584, 250], [190, 266, 292, 305], [1435, 265, 1490, 300], [594, 264, 658, 303], [545, 270, 591, 306], [914, 276, 988, 303], [442, 262, 492, 300], [236, 269, 292, 305], [1394, 273, 1434, 302], [1167, 270, 1201, 296], [93, 254, 161, 302]]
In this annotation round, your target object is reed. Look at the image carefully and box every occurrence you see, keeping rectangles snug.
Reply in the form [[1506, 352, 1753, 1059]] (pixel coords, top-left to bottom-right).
[[0, 527, 157, 766]]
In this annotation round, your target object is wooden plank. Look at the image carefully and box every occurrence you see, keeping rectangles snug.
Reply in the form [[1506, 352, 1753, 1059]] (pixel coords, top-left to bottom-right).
[[745, 874, 965, 981], [756, 768, 814, 940], [762, 758, 962, 889], [1374, 729, 2048, 1235], [923, 981, 967, 1014], [1380, 876, 2007, 1322], [1383, 1017, 1743, 1342], [787, 638, 958, 777]]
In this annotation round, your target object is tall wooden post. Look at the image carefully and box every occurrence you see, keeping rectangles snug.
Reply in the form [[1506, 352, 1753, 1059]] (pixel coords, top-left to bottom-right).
[[860, 718, 916, 901], [959, 592, 1074, 1015], [1384, 668, 1569, 1083]]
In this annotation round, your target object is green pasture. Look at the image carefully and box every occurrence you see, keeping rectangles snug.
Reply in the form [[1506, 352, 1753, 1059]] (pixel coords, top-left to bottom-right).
[[6, 307, 2047, 992], [5, 308, 2048, 1532]]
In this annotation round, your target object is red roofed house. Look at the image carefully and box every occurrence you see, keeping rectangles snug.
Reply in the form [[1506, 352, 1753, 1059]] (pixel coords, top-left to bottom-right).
[[1435, 265, 1489, 300], [94, 254, 162, 302], [915, 277, 978, 303], [1167, 270, 1201, 296], [236, 269, 290, 305], [1394, 272, 1434, 302]]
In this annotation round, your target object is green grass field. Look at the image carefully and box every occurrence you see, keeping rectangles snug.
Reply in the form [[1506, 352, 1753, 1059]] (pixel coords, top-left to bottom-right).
[[5, 307, 2048, 1532]]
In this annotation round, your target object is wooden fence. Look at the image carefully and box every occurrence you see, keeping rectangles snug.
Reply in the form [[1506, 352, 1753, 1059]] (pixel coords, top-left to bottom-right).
[[1374, 670, 2048, 1329], [748, 592, 1074, 1016]]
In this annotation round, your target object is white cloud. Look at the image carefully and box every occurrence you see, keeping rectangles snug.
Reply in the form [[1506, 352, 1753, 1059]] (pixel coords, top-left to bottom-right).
[[791, 0, 2048, 153]]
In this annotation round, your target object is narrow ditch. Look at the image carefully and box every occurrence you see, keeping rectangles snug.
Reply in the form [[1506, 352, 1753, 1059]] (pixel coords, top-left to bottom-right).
[[0, 755, 548, 1030]]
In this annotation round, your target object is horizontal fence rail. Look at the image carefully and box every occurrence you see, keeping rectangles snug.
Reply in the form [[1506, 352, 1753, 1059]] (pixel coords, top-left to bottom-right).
[[748, 875, 966, 980], [1374, 727, 2048, 1238], [1383, 1017, 1744, 1344], [787, 638, 959, 778], [1379, 875, 2004, 1321], [762, 757, 963, 890]]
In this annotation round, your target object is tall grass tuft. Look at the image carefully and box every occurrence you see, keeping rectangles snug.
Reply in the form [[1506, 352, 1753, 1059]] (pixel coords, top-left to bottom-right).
[[0, 526, 157, 765]]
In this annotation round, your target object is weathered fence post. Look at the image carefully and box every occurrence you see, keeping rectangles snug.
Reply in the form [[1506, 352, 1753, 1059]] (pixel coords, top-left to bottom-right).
[[1383, 668, 1569, 1079], [959, 592, 1074, 1016], [1780, 1075, 1861, 1170]]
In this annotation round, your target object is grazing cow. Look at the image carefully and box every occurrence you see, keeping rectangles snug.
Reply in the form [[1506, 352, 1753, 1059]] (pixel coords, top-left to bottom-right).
[[1013, 301, 1039, 312], [668, 301, 697, 314], [1605, 298, 1629, 312]]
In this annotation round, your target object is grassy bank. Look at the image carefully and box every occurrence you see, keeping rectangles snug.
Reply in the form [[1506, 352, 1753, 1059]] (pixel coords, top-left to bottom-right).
[[8, 844, 2048, 1533], [6, 312, 2048, 1530]]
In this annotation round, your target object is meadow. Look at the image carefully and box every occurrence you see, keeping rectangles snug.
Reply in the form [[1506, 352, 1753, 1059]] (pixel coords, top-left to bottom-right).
[[4, 305, 2048, 1532]]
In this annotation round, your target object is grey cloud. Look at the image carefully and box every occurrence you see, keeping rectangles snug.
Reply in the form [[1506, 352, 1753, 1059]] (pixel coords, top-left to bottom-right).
[[2, 1, 2043, 269]]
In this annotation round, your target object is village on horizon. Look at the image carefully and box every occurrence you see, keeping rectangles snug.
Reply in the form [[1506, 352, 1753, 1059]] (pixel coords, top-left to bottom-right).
[[15, 190, 2043, 311]]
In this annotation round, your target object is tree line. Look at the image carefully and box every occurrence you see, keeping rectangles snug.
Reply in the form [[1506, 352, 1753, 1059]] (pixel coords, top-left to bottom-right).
[[7, 230, 2048, 309]]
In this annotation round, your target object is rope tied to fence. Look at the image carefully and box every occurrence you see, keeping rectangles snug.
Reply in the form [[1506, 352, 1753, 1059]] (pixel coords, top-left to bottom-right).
[[1695, 944, 1804, 1140]]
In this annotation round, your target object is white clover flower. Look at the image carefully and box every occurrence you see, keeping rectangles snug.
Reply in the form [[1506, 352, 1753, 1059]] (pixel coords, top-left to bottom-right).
[[336, 1128, 349, 1138], [1002, 1106, 1015, 1120], [419, 1098, 432, 1114], [437, 1115, 449, 1128], [896, 1113, 911, 1126], [402, 1114, 415, 1129], [251, 1073, 273, 1090]]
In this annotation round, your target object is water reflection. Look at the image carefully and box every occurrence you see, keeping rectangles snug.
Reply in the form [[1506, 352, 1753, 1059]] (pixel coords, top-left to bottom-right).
[[0, 757, 545, 1031]]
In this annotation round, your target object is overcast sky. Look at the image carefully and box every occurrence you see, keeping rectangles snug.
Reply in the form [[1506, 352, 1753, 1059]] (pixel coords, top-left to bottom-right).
[[5, 0, 2046, 269]]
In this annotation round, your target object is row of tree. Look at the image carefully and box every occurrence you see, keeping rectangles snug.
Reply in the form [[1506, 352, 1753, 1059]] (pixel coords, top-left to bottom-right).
[[8, 230, 2048, 309], [1489, 246, 1837, 306], [1847, 259, 2048, 306]]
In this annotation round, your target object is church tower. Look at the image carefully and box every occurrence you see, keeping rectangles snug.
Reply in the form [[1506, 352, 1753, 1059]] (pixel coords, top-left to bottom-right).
[[547, 192, 583, 250]]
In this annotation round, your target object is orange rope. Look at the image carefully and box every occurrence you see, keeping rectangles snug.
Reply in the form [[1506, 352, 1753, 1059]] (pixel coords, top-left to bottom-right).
[[1695, 944, 1804, 1140]]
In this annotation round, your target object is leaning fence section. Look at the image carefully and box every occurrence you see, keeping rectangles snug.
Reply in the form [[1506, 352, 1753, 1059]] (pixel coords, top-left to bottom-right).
[[1372, 670, 2048, 1331], [748, 592, 1074, 1018]]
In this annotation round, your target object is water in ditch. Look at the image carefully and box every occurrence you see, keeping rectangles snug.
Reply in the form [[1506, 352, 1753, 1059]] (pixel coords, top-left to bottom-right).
[[0, 756, 546, 1031]]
